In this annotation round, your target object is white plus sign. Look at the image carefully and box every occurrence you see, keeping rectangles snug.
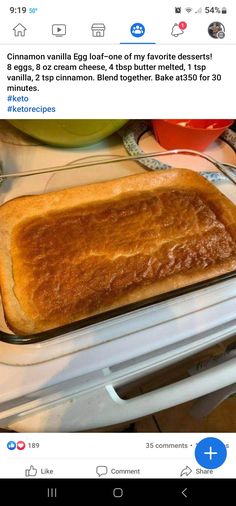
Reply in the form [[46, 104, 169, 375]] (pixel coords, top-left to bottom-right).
[[204, 446, 218, 460]]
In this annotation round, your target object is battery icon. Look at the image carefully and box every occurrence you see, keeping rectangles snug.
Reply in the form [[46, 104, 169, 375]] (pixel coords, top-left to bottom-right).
[[222, 7, 227, 14]]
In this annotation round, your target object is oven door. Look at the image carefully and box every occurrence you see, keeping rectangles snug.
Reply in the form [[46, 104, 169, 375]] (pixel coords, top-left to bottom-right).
[[1, 315, 236, 432]]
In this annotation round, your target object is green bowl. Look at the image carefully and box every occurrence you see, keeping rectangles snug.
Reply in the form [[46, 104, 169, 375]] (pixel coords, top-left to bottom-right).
[[8, 119, 128, 148]]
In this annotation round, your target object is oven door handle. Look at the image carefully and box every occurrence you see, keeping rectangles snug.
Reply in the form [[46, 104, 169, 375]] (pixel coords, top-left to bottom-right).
[[94, 356, 236, 429]]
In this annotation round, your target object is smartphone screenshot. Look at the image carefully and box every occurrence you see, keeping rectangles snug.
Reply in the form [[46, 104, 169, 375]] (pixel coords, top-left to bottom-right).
[[0, 0, 235, 502]]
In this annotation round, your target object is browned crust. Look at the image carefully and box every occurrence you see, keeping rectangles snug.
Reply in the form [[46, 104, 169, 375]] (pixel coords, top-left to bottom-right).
[[0, 168, 235, 335]]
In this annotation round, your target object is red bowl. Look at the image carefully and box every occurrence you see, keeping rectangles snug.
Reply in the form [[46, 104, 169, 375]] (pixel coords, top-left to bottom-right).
[[152, 119, 234, 151]]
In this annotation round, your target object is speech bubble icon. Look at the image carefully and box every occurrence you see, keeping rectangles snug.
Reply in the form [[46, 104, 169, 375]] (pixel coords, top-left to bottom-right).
[[96, 466, 108, 477]]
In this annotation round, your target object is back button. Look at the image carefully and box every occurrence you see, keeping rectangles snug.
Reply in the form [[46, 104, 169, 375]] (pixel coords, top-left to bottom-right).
[[181, 488, 188, 498]]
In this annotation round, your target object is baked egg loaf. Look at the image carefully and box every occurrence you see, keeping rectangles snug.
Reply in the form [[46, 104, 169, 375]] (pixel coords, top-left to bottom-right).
[[0, 168, 235, 335]]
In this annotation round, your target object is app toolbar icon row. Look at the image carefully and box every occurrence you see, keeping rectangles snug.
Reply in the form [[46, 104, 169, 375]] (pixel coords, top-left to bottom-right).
[[12, 21, 226, 39]]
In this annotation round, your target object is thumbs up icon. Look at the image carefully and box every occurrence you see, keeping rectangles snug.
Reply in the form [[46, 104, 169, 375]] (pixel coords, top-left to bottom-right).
[[25, 465, 37, 477]]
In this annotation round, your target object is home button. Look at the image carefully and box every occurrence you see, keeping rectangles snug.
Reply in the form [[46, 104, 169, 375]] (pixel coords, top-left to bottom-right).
[[113, 488, 123, 498]]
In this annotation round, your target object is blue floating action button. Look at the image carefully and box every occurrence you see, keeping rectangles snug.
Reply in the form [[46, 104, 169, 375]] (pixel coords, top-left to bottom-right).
[[195, 437, 227, 469]]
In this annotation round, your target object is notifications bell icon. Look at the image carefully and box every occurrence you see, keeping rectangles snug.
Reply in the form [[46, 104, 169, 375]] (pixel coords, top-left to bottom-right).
[[171, 23, 184, 37]]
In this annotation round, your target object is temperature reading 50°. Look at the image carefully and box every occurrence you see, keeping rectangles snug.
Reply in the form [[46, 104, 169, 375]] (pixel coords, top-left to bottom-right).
[[29, 7, 38, 14]]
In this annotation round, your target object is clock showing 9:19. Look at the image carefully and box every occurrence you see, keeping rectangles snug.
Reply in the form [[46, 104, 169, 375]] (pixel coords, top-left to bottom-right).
[[10, 7, 27, 13]]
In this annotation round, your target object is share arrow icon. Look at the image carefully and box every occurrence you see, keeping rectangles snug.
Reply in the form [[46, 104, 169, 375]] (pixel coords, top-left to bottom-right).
[[180, 465, 192, 477]]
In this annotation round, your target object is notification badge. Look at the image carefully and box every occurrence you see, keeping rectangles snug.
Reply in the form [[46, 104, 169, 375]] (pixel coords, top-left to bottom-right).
[[179, 21, 187, 30]]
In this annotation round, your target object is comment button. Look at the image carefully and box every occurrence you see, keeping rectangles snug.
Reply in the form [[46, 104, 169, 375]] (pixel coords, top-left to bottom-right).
[[96, 465, 108, 477]]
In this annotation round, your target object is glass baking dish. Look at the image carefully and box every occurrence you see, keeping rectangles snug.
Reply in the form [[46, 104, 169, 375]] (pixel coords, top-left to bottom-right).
[[0, 133, 235, 345]]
